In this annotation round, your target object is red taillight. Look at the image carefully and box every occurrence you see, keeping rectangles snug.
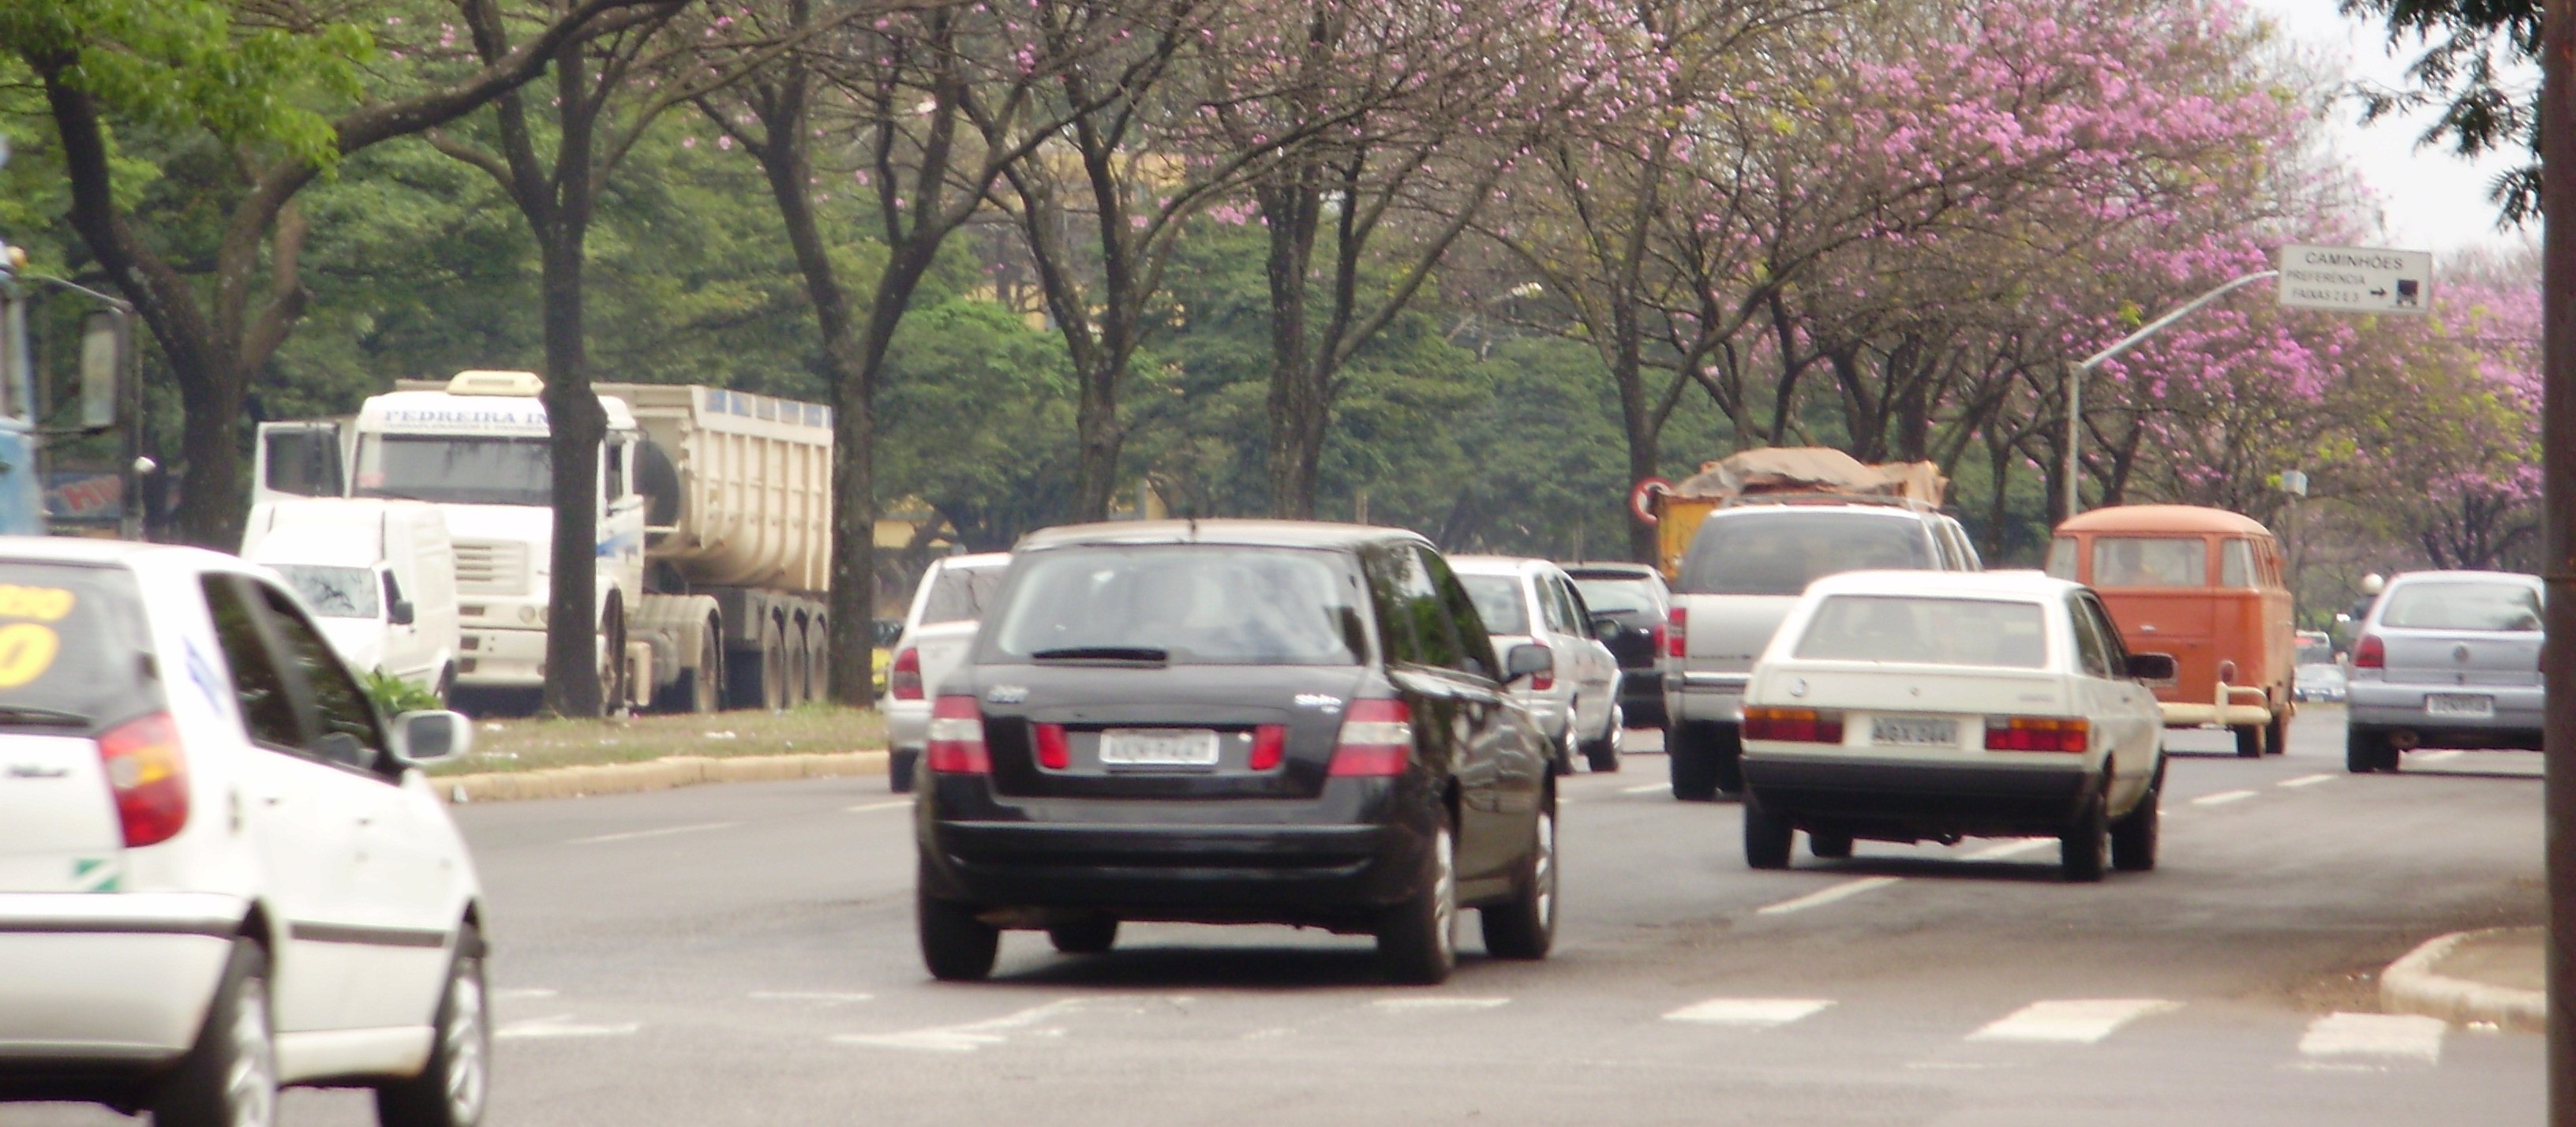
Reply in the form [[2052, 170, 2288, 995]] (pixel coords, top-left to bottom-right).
[[1526, 645, 1555, 691], [1249, 724, 1286, 771], [1983, 716, 2090, 752], [1033, 722, 1070, 769], [1741, 706, 1844, 744], [889, 647, 923, 701], [925, 695, 990, 774], [97, 713, 187, 847], [1649, 622, 1667, 655], [1666, 608, 1687, 658], [1328, 699, 1413, 777], [2354, 634, 2385, 669]]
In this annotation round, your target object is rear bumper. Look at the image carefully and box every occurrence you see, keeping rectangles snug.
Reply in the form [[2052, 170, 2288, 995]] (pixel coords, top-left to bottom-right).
[[883, 697, 930, 752], [0, 893, 245, 1066], [1664, 669, 1748, 726], [2349, 682, 2545, 743], [1742, 753, 2093, 839], [2159, 702, 2274, 728]]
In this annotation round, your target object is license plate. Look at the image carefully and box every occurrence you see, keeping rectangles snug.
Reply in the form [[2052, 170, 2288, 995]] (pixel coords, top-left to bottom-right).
[[2425, 694, 2495, 719], [1098, 728, 1222, 767], [1870, 717, 1958, 747]]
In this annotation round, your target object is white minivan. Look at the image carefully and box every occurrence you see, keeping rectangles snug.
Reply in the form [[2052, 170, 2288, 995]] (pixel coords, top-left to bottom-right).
[[242, 498, 462, 702]]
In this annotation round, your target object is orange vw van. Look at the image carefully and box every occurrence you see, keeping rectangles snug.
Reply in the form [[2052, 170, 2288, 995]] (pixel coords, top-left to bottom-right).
[[2046, 505, 2294, 757]]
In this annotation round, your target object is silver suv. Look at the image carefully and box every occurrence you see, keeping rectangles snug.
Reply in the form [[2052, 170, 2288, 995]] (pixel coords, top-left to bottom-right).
[[2345, 570, 2544, 772]]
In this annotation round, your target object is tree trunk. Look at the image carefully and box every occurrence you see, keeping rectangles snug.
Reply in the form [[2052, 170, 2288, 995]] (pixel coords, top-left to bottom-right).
[[1259, 171, 1324, 519], [537, 47, 605, 721]]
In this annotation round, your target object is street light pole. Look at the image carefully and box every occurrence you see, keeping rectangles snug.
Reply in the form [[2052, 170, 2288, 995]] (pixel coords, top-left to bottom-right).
[[2063, 269, 2282, 518], [2537, 0, 2575, 1117]]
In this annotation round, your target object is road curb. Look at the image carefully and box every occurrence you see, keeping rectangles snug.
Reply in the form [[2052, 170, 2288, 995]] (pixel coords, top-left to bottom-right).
[[435, 750, 889, 803], [2379, 927, 2544, 1032]]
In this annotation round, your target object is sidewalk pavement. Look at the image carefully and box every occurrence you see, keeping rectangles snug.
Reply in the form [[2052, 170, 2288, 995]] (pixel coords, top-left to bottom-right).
[[2381, 927, 2543, 1032]]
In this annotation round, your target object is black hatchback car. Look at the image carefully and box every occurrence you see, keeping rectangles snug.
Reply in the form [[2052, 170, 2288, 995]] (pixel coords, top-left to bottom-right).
[[1563, 563, 1672, 728], [915, 520, 1559, 984]]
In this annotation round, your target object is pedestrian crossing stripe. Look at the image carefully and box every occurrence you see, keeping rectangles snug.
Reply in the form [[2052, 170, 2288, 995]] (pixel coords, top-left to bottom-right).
[[1969, 999, 2178, 1043], [1662, 998, 1833, 1028], [2299, 1012, 2445, 1062]]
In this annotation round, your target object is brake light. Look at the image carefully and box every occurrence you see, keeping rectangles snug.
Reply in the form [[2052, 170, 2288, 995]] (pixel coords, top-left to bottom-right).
[[1649, 621, 1667, 655], [925, 695, 990, 773], [1666, 607, 1687, 657], [1033, 722, 1070, 769], [2354, 634, 2384, 669], [1984, 716, 2090, 752], [1328, 699, 1413, 776], [1741, 706, 1844, 744], [889, 647, 923, 701], [1249, 724, 1286, 771], [1526, 645, 1555, 691], [96, 713, 187, 847]]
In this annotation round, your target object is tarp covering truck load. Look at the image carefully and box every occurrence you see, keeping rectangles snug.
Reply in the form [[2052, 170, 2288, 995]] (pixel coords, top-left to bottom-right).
[[1633, 447, 1948, 578], [253, 371, 833, 713]]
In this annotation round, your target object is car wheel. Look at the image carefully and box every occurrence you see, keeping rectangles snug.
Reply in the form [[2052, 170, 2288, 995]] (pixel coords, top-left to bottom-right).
[[2231, 723, 2263, 758], [152, 938, 277, 1127], [2264, 708, 2290, 756], [2060, 789, 2110, 883], [889, 747, 921, 794], [2346, 725, 2395, 773], [1046, 918, 1118, 955], [2111, 766, 2162, 873], [376, 924, 490, 1127], [1581, 706, 1623, 772], [1807, 831, 1853, 859], [1480, 791, 1556, 960], [1669, 723, 1734, 801], [917, 868, 999, 982], [1552, 723, 1578, 777], [1743, 791, 1792, 870], [1709, 726, 1745, 794], [1377, 816, 1459, 985]]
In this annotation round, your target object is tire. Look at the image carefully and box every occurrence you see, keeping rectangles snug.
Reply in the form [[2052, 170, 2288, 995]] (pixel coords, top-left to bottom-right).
[[918, 868, 999, 982], [2111, 769, 2162, 873], [889, 747, 921, 794], [1668, 724, 1719, 801], [376, 925, 491, 1127], [434, 666, 455, 710], [1377, 817, 1458, 985], [597, 601, 629, 717], [1581, 706, 1623, 772], [2263, 708, 2290, 756], [1743, 790, 1792, 870], [806, 621, 831, 703], [2061, 788, 2110, 883], [1552, 723, 1578, 777], [151, 938, 277, 1127], [1480, 791, 1557, 960], [1807, 831, 1853, 859], [1709, 726, 1745, 795], [784, 623, 811, 707], [762, 620, 789, 711], [2346, 725, 2397, 773], [1046, 918, 1118, 955], [2232, 723, 2263, 758]]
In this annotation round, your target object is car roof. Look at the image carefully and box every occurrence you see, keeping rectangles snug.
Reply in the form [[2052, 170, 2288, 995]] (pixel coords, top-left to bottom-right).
[[1015, 519, 1423, 552], [1445, 555, 1558, 577], [1705, 502, 1934, 523], [0, 536, 226, 570], [1562, 562, 1660, 578], [1800, 568, 2080, 601], [2384, 569, 2541, 586], [2055, 504, 2271, 537]]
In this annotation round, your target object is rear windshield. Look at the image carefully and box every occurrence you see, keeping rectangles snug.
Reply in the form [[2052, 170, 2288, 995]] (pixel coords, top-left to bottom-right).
[[274, 564, 380, 620], [1792, 595, 2049, 668], [920, 564, 1006, 626], [0, 561, 163, 732], [1571, 577, 1657, 615], [1458, 575, 1531, 635], [984, 545, 1365, 666], [2380, 581, 2542, 631], [1678, 511, 1935, 596], [2090, 537, 2207, 588]]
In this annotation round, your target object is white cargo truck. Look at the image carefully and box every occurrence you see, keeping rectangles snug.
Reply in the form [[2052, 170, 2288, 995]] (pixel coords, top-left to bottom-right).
[[253, 370, 834, 713]]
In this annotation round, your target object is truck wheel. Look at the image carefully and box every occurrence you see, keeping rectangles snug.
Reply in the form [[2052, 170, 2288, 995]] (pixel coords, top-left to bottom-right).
[[763, 621, 789, 711], [805, 621, 831, 703], [597, 603, 629, 717], [151, 938, 276, 1127], [669, 627, 721, 714], [2263, 708, 2290, 756], [2231, 724, 2263, 758], [784, 622, 811, 707], [1711, 727, 1745, 795], [1669, 724, 1718, 801], [1743, 791, 1792, 870]]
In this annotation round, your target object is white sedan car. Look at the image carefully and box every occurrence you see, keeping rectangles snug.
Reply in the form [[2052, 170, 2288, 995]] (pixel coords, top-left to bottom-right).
[[882, 552, 1009, 792], [1737, 571, 2171, 882], [1451, 556, 1624, 773], [0, 539, 488, 1127]]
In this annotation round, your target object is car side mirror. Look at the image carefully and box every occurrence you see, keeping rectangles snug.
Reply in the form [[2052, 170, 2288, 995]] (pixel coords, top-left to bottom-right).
[[392, 710, 474, 765], [2125, 653, 2177, 683], [1505, 643, 1553, 683], [388, 599, 416, 627]]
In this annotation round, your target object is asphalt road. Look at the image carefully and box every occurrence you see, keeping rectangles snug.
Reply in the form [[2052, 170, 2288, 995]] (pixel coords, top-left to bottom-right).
[[9, 707, 2544, 1126]]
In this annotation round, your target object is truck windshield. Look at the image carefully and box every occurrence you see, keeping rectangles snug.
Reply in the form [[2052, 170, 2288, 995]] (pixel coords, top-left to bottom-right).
[[1678, 511, 1934, 596], [355, 435, 550, 507], [273, 564, 381, 620]]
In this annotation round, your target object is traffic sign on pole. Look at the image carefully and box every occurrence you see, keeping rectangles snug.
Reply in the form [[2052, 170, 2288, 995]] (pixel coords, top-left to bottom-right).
[[2275, 244, 2433, 314]]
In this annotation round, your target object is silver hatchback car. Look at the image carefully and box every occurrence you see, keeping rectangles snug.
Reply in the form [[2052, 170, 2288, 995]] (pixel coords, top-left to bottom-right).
[[2345, 570, 2544, 772]]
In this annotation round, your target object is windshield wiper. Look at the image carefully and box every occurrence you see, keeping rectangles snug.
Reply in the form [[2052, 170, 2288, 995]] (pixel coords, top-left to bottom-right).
[[0, 705, 94, 728], [1030, 646, 1170, 664]]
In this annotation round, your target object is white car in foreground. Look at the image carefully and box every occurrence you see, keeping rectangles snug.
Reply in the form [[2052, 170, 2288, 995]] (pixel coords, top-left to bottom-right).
[[1737, 571, 2172, 882], [0, 540, 487, 1127]]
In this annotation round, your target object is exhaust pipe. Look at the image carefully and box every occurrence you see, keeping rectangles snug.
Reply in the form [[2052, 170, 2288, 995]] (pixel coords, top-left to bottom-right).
[[2387, 729, 2421, 751]]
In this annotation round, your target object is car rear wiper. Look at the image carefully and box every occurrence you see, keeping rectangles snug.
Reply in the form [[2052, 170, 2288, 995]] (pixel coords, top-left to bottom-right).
[[1030, 646, 1170, 664], [0, 705, 95, 728]]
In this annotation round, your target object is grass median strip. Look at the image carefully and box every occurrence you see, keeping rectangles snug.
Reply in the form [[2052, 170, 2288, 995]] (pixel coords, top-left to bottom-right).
[[431, 706, 887, 777]]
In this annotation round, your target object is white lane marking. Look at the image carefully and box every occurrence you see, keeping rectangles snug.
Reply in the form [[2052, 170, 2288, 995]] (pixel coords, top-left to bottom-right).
[[496, 1015, 640, 1039], [2414, 750, 2465, 763], [751, 991, 875, 1005], [567, 821, 736, 845], [1961, 839, 2052, 861], [1757, 876, 1902, 915], [1663, 998, 1833, 1028], [2190, 789, 2257, 807], [847, 800, 912, 812], [1623, 783, 1670, 794], [1969, 999, 2178, 1044], [493, 987, 558, 1001], [833, 996, 1179, 1054], [2278, 773, 2336, 788], [2299, 1012, 2446, 1062], [1370, 998, 1511, 1014]]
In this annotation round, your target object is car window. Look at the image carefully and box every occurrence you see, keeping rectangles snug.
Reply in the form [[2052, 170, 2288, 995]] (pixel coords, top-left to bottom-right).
[[0, 561, 161, 733], [920, 564, 1006, 626], [1365, 548, 1425, 668], [1458, 574, 1532, 635], [2080, 593, 2131, 673], [2043, 537, 2078, 580], [1791, 596, 2048, 669], [1571, 577, 1657, 615], [201, 575, 306, 751], [2091, 537, 2207, 588], [2219, 539, 2258, 590], [1554, 578, 1590, 629], [1677, 511, 1937, 596], [2064, 595, 2114, 678], [253, 582, 390, 771], [983, 545, 1365, 666], [1420, 549, 1497, 679], [2380, 581, 2544, 631], [273, 564, 380, 620]]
